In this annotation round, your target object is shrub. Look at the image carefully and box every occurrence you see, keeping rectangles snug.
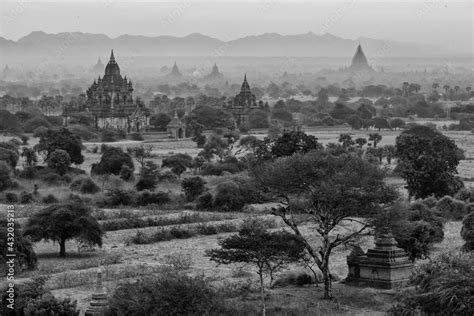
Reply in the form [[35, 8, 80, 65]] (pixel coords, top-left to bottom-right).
[[213, 181, 246, 212], [24, 293, 79, 315], [393, 221, 437, 261], [106, 273, 224, 315], [67, 125, 98, 141], [136, 161, 159, 191], [197, 224, 218, 235], [20, 191, 34, 204], [135, 190, 171, 206], [46, 149, 71, 176], [201, 161, 243, 176], [119, 165, 134, 181], [181, 176, 206, 201], [23, 116, 52, 133], [41, 194, 59, 204], [435, 195, 469, 220], [128, 132, 143, 141], [91, 146, 134, 176], [100, 128, 126, 142], [5, 192, 18, 203], [33, 126, 49, 138], [461, 211, 474, 251], [69, 176, 100, 194], [455, 187, 474, 202], [1, 277, 47, 315], [0, 162, 12, 192], [40, 172, 63, 185], [389, 252, 474, 315], [158, 170, 178, 182], [196, 192, 213, 210], [0, 147, 19, 168]]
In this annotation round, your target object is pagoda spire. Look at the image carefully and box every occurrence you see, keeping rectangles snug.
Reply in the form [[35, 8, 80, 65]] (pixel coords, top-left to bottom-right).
[[110, 49, 115, 62]]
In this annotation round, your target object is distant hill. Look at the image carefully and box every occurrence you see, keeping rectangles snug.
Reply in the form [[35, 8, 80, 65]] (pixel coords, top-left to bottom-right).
[[0, 31, 464, 64]]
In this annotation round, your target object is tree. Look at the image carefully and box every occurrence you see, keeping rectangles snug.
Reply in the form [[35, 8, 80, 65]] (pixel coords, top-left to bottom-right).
[[91, 147, 134, 176], [460, 211, 474, 251], [252, 150, 396, 299], [0, 162, 12, 191], [23, 202, 103, 257], [249, 109, 270, 128], [136, 161, 160, 191], [21, 147, 38, 167], [347, 114, 362, 130], [389, 118, 405, 130], [255, 131, 322, 162], [206, 220, 306, 315], [35, 128, 84, 164], [181, 176, 206, 201], [188, 120, 206, 148], [355, 137, 367, 148], [0, 109, 22, 133], [395, 125, 463, 199], [186, 106, 234, 129], [149, 113, 172, 130], [373, 117, 390, 131], [126, 144, 153, 168], [162, 153, 193, 176], [368, 133, 382, 148], [46, 149, 71, 175], [338, 133, 355, 148], [383, 145, 396, 164]]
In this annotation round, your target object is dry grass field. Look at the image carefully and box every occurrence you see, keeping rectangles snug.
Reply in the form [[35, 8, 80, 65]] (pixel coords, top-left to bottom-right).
[[1, 124, 472, 315]]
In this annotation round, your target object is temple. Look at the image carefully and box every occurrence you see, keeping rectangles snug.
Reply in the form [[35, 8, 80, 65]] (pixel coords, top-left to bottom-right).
[[166, 61, 183, 80], [226, 74, 261, 128], [91, 57, 104, 74], [203, 63, 223, 82], [350, 44, 372, 71], [80, 50, 150, 132]]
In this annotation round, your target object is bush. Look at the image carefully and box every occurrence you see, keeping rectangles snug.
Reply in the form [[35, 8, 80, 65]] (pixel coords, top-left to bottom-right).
[[69, 176, 100, 194], [196, 192, 213, 210], [455, 187, 474, 202], [33, 126, 49, 138], [0, 147, 19, 168], [201, 161, 244, 176], [421, 195, 438, 208], [24, 293, 79, 315], [91, 146, 134, 176], [100, 128, 126, 142], [435, 195, 469, 220], [40, 172, 63, 185], [181, 176, 206, 201], [1, 277, 47, 315], [213, 181, 246, 212], [158, 170, 178, 182], [135, 161, 159, 191], [5, 192, 18, 203], [128, 132, 143, 141], [20, 191, 34, 204], [119, 165, 134, 181], [0, 162, 12, 192], [389, 252, 474, 315], [461, 211, 474, 251], [106, 273, 225, 316], [135, 190, 171, 206], [46, 149, 71, 176], [41, 194, 59, 204], [103, 189, 137, 207], [23, 116, 52, 133], [68, 125, 98, 141]]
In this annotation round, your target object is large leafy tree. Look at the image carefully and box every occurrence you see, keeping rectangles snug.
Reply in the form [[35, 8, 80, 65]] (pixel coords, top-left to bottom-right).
[[252, 150, 396, 299], [35, 128, 84, 164], [395, 125, 463, 199], [185, 106, 234, 129], [254, 131, 322, 162], [23, 202, 103, 257], [91, 146, 134, 176], [162, 153, 193, 176], [46, 149, 71, 175]]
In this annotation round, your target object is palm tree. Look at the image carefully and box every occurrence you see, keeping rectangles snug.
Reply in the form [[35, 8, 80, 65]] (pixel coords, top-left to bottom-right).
[[432, 82, 439, 92], [454, 86, 460, 94], [466, 86, 471, 95], [402, 82, 410, 97], [443, 85, 450, 100]]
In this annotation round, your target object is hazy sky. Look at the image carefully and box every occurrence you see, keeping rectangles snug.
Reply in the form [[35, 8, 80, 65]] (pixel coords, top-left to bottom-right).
[[1, 0, 473, 52]]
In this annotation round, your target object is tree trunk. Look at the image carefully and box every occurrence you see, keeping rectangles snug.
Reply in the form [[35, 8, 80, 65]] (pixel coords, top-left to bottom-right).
[[259, 273, 266, 316], [322, 260, 332, 300], [59, 238, 66, 257]]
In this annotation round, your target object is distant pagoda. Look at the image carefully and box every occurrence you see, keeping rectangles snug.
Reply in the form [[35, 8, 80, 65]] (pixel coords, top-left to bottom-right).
[[167, 61, 183, 79], [350, 44, 372, 71], [203, 63, 223, 81], [92, 57, 104, 73]]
